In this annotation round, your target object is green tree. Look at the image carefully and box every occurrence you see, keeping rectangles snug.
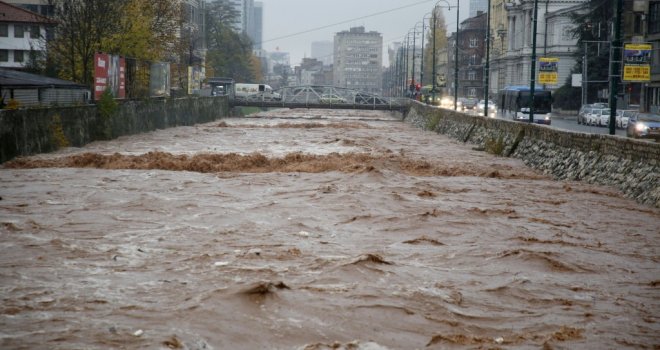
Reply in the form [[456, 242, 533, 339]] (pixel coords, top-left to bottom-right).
[[205, 0, 260, 82], [566, 0, 613, 103], [48, 0, 127, 86], [422, 7, 448, 88]]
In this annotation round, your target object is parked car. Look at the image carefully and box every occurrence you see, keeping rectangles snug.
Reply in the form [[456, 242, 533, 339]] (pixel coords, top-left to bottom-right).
[[585, 108, 608, 126], [578, 105, 593, 124], [596, 108, 612, 127], [616, 110, 636, 129], [319, 94, 347, 104], [578, 103, 606, 124], [626, 112, 660, 140]]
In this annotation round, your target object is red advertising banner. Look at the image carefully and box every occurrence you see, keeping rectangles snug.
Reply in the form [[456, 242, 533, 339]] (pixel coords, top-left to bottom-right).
[[94, 53, 109, 101], [93, 53, 126, 100]]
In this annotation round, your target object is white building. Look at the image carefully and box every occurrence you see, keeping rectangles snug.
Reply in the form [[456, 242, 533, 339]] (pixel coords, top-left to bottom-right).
[[334, 26, 383, 94], [0, 1, 54, 69], [490, 0, 587, 93]]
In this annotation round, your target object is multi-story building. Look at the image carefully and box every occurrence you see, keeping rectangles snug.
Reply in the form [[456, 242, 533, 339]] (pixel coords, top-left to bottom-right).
[[181, 0, 207, 65], [247, 1, 263, 50], [334, 26, 383, 94], [311, 41, 333, 66], [496, 0, 586, 94], [295, 58, 332, 86], [446, 12, 487, 98], [0, 1, 55, 69], [488, 0, 508, 94], [646, 1, 660, 112]]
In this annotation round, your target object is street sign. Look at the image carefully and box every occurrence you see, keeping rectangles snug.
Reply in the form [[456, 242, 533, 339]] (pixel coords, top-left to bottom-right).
[[622, 43, 651, 82], [538, 57, 559, 85]]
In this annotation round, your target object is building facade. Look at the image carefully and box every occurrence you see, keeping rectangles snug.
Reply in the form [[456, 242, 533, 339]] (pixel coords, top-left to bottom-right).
[[0, 1, 55, 69], [333, 26, 383, 94], [446, 12, 487, 98], [247, 2, 263, 50]]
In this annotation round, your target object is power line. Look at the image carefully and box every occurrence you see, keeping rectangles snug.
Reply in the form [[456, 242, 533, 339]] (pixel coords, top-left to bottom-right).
[[256, 0, 435, 46]]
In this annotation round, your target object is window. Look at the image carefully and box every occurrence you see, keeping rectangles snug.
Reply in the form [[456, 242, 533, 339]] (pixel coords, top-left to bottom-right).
[[0, 24, 7, 37], [30, 25, 40, 39], [14, 50, 24, 62], [650, 2, 660, 34], [470, 54, 477, 65], [14, 25, 24, 38], [468, 88, 477, 97], [468, 70, 476, 80], [469, 38, 478, 48], [0, 50, 8, 62]]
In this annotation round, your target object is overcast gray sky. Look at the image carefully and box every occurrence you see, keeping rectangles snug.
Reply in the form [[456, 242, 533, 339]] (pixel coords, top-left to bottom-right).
[[259, 0, 471, 67]]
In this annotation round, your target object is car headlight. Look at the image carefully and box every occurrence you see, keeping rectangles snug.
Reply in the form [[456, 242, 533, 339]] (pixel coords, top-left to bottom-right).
[[635, 122, 648, 132]]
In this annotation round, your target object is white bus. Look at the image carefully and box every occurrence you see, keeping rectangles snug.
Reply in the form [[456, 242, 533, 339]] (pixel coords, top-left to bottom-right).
[[497, 86, 552, 125]]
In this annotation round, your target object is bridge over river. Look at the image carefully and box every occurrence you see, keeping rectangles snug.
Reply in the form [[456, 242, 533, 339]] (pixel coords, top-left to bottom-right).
[[232, 85, 409, 111], [1, 108, 658, 349]]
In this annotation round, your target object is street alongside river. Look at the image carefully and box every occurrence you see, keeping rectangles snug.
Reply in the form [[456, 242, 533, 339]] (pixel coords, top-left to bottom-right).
[[1, 109, 658, 349]]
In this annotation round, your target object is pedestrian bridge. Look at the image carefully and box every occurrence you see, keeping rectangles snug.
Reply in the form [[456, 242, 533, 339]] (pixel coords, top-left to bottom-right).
[[231, 85, 409, 111]]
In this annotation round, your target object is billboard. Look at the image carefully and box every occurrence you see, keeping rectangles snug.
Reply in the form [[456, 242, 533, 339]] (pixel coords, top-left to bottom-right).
[[538, 57, 559, 85], [94, 53, 125, 100], [622, 43, 651, 82]]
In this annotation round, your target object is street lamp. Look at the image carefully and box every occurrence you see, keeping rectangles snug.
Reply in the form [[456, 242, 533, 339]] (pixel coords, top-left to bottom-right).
[[412, 22, 424, 99], [483, 0, 492, 117], [429, 1, 457, 109], [431, 1, 451, 102], [420, 14, 432, 89]]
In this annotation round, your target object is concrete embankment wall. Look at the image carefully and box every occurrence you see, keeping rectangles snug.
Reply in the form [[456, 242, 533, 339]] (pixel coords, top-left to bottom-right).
[[0, 96, 228, 164], [405, 103, 660, 208]]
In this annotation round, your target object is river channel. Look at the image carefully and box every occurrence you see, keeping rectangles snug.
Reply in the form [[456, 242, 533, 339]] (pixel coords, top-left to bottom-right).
[[1, 109, 658, 349]]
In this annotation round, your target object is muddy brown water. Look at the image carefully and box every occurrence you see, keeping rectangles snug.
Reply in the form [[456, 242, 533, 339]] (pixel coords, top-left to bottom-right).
[[1, 109, 658, 349]]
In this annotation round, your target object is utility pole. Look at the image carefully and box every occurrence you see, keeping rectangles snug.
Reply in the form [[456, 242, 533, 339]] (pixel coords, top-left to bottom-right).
[[432, 9, 437, 101], [484, 0, 491, 116], [529, 0, 539, 123], [454, 4, 459, 110], [608, 0, 623, 135]]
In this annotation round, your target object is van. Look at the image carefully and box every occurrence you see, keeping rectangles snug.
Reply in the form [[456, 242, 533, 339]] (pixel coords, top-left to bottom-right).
[[235, 83, 281, 101]]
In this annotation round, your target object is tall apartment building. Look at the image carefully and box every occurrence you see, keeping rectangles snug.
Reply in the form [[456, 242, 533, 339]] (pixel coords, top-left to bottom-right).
[[227, 0, 262, 50], [247, 2, 263, 49], [333, 26, 383, 94], [311, 41, 333, 66]]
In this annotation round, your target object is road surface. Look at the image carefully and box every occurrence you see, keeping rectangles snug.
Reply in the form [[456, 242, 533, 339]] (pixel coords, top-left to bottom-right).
[[1, 109, 658, 349]]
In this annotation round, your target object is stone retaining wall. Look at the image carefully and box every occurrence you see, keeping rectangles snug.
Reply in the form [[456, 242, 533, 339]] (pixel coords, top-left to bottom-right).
[[0, 96, 228, 164], [406, 102, 660, 207]]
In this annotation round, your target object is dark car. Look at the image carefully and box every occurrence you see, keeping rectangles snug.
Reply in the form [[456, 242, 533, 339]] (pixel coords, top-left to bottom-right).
[[626, 112, 660, 140]]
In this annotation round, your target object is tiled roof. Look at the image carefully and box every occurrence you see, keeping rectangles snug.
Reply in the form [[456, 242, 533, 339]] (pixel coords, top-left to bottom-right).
[[0, 1, 56, 24]]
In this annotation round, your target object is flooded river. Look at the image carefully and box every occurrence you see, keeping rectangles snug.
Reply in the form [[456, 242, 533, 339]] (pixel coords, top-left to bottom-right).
[[1, 109, 658, 349]]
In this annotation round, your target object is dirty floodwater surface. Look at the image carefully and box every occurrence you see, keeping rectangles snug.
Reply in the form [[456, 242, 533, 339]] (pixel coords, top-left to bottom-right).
[[1, 109, 658, 350]]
